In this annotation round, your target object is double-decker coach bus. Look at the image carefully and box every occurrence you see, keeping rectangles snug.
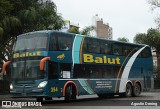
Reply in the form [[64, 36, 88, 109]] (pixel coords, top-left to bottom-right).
[[2, 30, 154, 102]]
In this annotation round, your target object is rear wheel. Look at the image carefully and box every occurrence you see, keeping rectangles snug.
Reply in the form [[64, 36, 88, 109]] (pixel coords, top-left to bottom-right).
[[132, 83, 141, 97], [125, 83, 132, 97]]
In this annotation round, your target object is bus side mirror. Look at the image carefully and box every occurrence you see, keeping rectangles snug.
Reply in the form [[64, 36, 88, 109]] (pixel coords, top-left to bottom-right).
[[2, 61, 12, 75], [40, 57, 50, 71]]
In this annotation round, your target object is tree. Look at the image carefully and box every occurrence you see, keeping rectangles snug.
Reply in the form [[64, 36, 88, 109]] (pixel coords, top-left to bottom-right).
[[117, 37, 129, 42], [80, 26, 96, 35], [0, 0, 64, 74], [67, 26, 80, 34], [148, 0, 160, 9], [134, 33, 147, 44], [134, 28, 160, 78], [148, 0, 160, 28], [10, 0, 64, 33], [0, 0, 21, 73], [67, 25, 96, 36]]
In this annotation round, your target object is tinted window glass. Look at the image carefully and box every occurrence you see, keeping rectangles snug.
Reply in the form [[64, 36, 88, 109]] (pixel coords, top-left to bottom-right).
[[100, 41, 112, 54], [123, 44, 138, 56], [58, 35, 73, 51], [73, 64, 121, 79], [112, 42, 122, 55], [14, 33, 48, 51], [49, 34, 57, 51], [49, 32, 74, 51], [48, 62, 58, 79], [141, 47, 152, 58], [83, 38, 100, 53]]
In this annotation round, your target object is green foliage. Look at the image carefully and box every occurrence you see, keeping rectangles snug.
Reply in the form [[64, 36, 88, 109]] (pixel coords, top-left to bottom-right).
[[0, 0, 64, 51], [146, 28, 160, 49], [0, 0, 13, 20], [0, 0, 64, 76], [0, 27, 3, 40], [67, 25, 96, 36], [117, 37, 129, 42], [134, 33, 146, 44], [11, 0, 64, 32], [134, 28, 160, 78], [134, 28, 160, 50], [68, 26, 80, 34], [80, 26, 96, 35]]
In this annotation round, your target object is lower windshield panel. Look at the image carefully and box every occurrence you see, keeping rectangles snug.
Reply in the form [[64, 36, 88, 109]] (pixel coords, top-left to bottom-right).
[[12, 60, 46, 80]]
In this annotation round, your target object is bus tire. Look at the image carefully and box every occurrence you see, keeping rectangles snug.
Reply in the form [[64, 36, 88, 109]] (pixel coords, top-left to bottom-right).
[[65, 85, 76, 101], [36, 97, 43, 102], [125, 83, 132, 97], [132, 83, 141, 97]]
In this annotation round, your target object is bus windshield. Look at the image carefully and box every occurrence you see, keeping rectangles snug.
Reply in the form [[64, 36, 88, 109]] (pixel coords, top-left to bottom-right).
[[14, 33, 48, 52], [12, 60, 45, 80]]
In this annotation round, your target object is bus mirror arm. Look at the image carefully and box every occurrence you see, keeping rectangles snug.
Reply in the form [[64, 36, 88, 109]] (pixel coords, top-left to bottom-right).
[[40, 57, 50, 70], [2, 61, 12, 75]]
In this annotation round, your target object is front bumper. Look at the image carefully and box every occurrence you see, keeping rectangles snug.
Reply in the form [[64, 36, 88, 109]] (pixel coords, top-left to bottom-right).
[[10, 89, 47, 98]]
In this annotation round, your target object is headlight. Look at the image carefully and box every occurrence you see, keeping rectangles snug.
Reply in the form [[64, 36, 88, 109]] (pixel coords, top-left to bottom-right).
[[10, 84, 13, 90], [38, 81, 47, 88]]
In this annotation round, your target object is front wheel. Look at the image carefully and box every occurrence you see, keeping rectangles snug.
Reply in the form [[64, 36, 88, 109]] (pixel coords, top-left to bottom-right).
[[132, 83, 141, 97], [65, 85, 76, 101]]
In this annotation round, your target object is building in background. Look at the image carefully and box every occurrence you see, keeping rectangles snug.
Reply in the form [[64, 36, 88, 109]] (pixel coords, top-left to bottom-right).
[[152, 51, 158, 78], [61, 20, 70, 32], [152, 52, 157, 67], [92, 14, 113, 39]]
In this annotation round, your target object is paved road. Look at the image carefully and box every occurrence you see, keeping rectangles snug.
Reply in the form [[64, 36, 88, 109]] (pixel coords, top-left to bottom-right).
[[0, 92, 160, 109]]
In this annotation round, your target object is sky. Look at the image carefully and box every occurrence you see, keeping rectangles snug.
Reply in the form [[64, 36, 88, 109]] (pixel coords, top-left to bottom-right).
[[52, 0, 158, 42]]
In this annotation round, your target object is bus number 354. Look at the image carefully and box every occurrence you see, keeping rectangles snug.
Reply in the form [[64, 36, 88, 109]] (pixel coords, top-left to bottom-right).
[[51, 87, 58, 92]]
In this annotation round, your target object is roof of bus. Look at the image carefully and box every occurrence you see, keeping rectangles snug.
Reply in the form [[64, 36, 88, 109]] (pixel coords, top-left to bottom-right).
[[17, 30, 75, 37], [18, 30, 147, 47]]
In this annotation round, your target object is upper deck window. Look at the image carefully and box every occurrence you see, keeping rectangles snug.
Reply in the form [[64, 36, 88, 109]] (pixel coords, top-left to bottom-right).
[[49, 32, 74, 51], [83, 37, 100, 53], [14, 33, 48, 52], [112, 42, 123, 55], [140, 47, 152, 58]]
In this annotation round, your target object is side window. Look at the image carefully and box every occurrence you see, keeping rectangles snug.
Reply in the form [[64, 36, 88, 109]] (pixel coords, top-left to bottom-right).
[[102, 66, 115, 78], [112, 43, 122, 55], [49, 34, 57, 51], [48, 62, 58, 79], [123, 45, 138, 56], [90, 67, 103, 78], [73, 64, 120, 79], [83, 38, 100, 53], [58, 34, 73, 51], [141, 47, 152, 58], [100, 41, 112, 54], [60, 63, 71, 78], [73, 64, 90, 78]]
